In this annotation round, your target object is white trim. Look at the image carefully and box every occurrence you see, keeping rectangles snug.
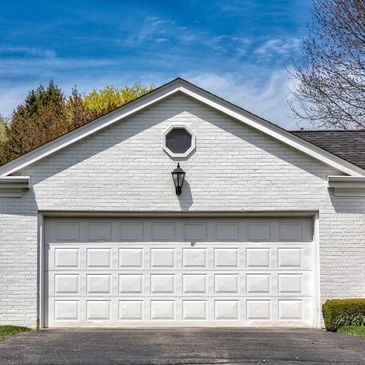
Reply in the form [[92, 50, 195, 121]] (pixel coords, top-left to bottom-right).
[[0, 176, 30, 197], [328, 176, 365, 196], [0, 176, 30, 188], [39, 210, 318, 218], [38, 213, 45, 329], [313, 212, 321, 328], [328, 175, 365, 188], [162, 124, 196, 158], [0, 78, 364, 177]]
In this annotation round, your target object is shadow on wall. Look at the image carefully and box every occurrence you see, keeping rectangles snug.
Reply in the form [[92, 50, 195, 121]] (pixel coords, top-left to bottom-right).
[[329, 190, 365, 214], [0, 187, 39, 217], [178, 180, 193, 210]]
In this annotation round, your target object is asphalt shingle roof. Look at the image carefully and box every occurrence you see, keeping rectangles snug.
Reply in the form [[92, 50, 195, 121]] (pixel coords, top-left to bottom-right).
[[291, 130, 365, 170]]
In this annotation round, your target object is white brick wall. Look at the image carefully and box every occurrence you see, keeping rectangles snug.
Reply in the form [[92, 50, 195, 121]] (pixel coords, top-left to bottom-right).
[[1, 93, 364, 327]]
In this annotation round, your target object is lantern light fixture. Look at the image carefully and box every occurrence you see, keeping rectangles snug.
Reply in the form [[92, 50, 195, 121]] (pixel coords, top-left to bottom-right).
[[171, 163, 185, 196]]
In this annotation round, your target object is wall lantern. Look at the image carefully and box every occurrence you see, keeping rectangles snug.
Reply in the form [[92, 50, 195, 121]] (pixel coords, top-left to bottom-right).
[[171, 163, 185, 196]]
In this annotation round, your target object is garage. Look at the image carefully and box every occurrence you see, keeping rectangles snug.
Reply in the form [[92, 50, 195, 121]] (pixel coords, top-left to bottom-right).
[[2, 79, 364, 329], [44, 217, 315, 327]]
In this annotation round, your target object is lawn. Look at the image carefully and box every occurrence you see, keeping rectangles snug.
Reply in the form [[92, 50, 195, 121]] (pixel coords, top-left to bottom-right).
[[0, 325, 31, 339], [338, 326, 365, 338]]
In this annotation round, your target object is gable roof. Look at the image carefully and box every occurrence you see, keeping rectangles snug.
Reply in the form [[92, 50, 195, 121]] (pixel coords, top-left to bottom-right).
[[292, 130, 365, 170], [0, 78, 364, 177]]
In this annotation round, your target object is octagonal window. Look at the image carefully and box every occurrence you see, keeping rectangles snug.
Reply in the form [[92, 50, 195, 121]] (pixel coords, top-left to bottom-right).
[[163, 126, 195, 157]]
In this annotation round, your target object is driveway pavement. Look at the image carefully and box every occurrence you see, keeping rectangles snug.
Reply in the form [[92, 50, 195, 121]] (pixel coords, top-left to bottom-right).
[[0, 328, 364, 365]]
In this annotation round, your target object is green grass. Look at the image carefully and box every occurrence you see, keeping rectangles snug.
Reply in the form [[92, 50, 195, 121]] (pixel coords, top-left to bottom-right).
[[0, 325, 31, 339], [338, 326, 365, 338]]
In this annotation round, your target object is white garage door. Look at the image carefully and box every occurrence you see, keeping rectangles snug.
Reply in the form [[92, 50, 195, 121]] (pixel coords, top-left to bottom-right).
[[44, 217, 315, 327]]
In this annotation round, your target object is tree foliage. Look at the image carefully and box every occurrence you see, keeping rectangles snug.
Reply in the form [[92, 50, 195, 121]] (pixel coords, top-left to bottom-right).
[[0, 81, 154, 165], [0, 82, 67, 164], [83, 83, 154, 115], [290, 0, 365, 129], [0, 116, 6, 144]]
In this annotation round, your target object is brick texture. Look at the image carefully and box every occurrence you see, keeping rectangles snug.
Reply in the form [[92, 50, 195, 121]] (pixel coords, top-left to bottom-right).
[[0, 93, 364, 327]]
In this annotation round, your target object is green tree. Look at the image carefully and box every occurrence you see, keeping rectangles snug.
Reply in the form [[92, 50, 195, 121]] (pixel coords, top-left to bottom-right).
[[0, 81, 155, 165], [0, 116, 6, 144], [83, 82, 154, 116], [66, 87, 95, 129], [0, 81, 67, 164]]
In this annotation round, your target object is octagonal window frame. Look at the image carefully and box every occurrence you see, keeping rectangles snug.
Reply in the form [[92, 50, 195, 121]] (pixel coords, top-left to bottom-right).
[[162, 124, 196, 158]]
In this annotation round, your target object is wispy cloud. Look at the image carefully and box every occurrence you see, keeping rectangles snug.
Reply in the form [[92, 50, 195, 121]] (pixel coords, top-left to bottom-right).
[[0, 55, 117, 78], [183, 69, 305, 130], [0, 0, 311, 128], [253, 38, 302, 61], [0, 46, 57, 58]]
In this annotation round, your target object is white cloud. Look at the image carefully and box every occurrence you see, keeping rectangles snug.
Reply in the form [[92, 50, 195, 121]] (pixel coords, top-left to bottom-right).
[[253, 38, 302, 60], [0, 56, 117, 79], [182, 70, 309, 130], [0, 46, 57, 58]]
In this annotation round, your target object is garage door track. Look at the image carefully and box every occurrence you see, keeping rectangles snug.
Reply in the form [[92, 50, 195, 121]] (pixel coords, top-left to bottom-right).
[[0, 328, 364, 365]]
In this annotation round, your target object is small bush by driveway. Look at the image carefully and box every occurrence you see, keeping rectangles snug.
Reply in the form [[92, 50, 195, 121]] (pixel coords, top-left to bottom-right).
[[0, 328, 365, 365]]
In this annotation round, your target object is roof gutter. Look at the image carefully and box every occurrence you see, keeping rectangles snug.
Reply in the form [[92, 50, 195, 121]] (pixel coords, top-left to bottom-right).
[[0, 176, 30, 197], [328, 176, 365, 196]]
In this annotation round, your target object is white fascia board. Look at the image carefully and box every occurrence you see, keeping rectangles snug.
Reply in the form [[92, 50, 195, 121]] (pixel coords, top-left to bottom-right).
[[0, 78, 364, 178]]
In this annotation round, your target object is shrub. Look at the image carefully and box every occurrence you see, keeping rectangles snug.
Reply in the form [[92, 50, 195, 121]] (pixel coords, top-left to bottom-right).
[[322, 299, 365, 331]]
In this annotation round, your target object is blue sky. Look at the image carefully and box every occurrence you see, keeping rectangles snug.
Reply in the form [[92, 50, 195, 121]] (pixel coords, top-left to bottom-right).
[[0, 0, 312, 129]]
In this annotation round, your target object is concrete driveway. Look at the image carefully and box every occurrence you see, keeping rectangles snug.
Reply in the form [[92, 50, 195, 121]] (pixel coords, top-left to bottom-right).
[[0, 328, 364, 365]]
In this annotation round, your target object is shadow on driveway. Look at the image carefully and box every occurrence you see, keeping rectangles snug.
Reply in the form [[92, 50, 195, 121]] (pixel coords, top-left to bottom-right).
[[0, 328, 364, 365]]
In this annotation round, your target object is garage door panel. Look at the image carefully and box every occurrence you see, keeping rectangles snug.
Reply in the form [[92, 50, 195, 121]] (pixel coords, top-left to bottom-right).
[[54, 274, 79, 295], [214, 274, 239, 294], [45, 217, 315, 327], [54, 248, 80, 269], [86, 274, 111, 294], [86, 300, 111, 321], [246, 248, 271, 268], [119, 222, 144, 241], [150, 248, 175, 268], [247, 222, 271, 241], [182, 274, 207, 294], [119, 300, 144, 320], [215, 222, 239, 241], [182, 248, 207, 268], [86, 248, 111, 268], [55, 222, 81, 242], [183, 222, 207, 241], [119, 248, 143, 268], [151, 222, 176, 241], [214, 300, 240, 320], [87, 222, 112, 242], [119, 274, 143, 294], [214, 248, 239, 268]]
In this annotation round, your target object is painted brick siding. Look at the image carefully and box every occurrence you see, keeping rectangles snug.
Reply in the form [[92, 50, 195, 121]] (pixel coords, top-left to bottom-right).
[[0, 199, 38, 327], [1, 92, 365, 326]]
